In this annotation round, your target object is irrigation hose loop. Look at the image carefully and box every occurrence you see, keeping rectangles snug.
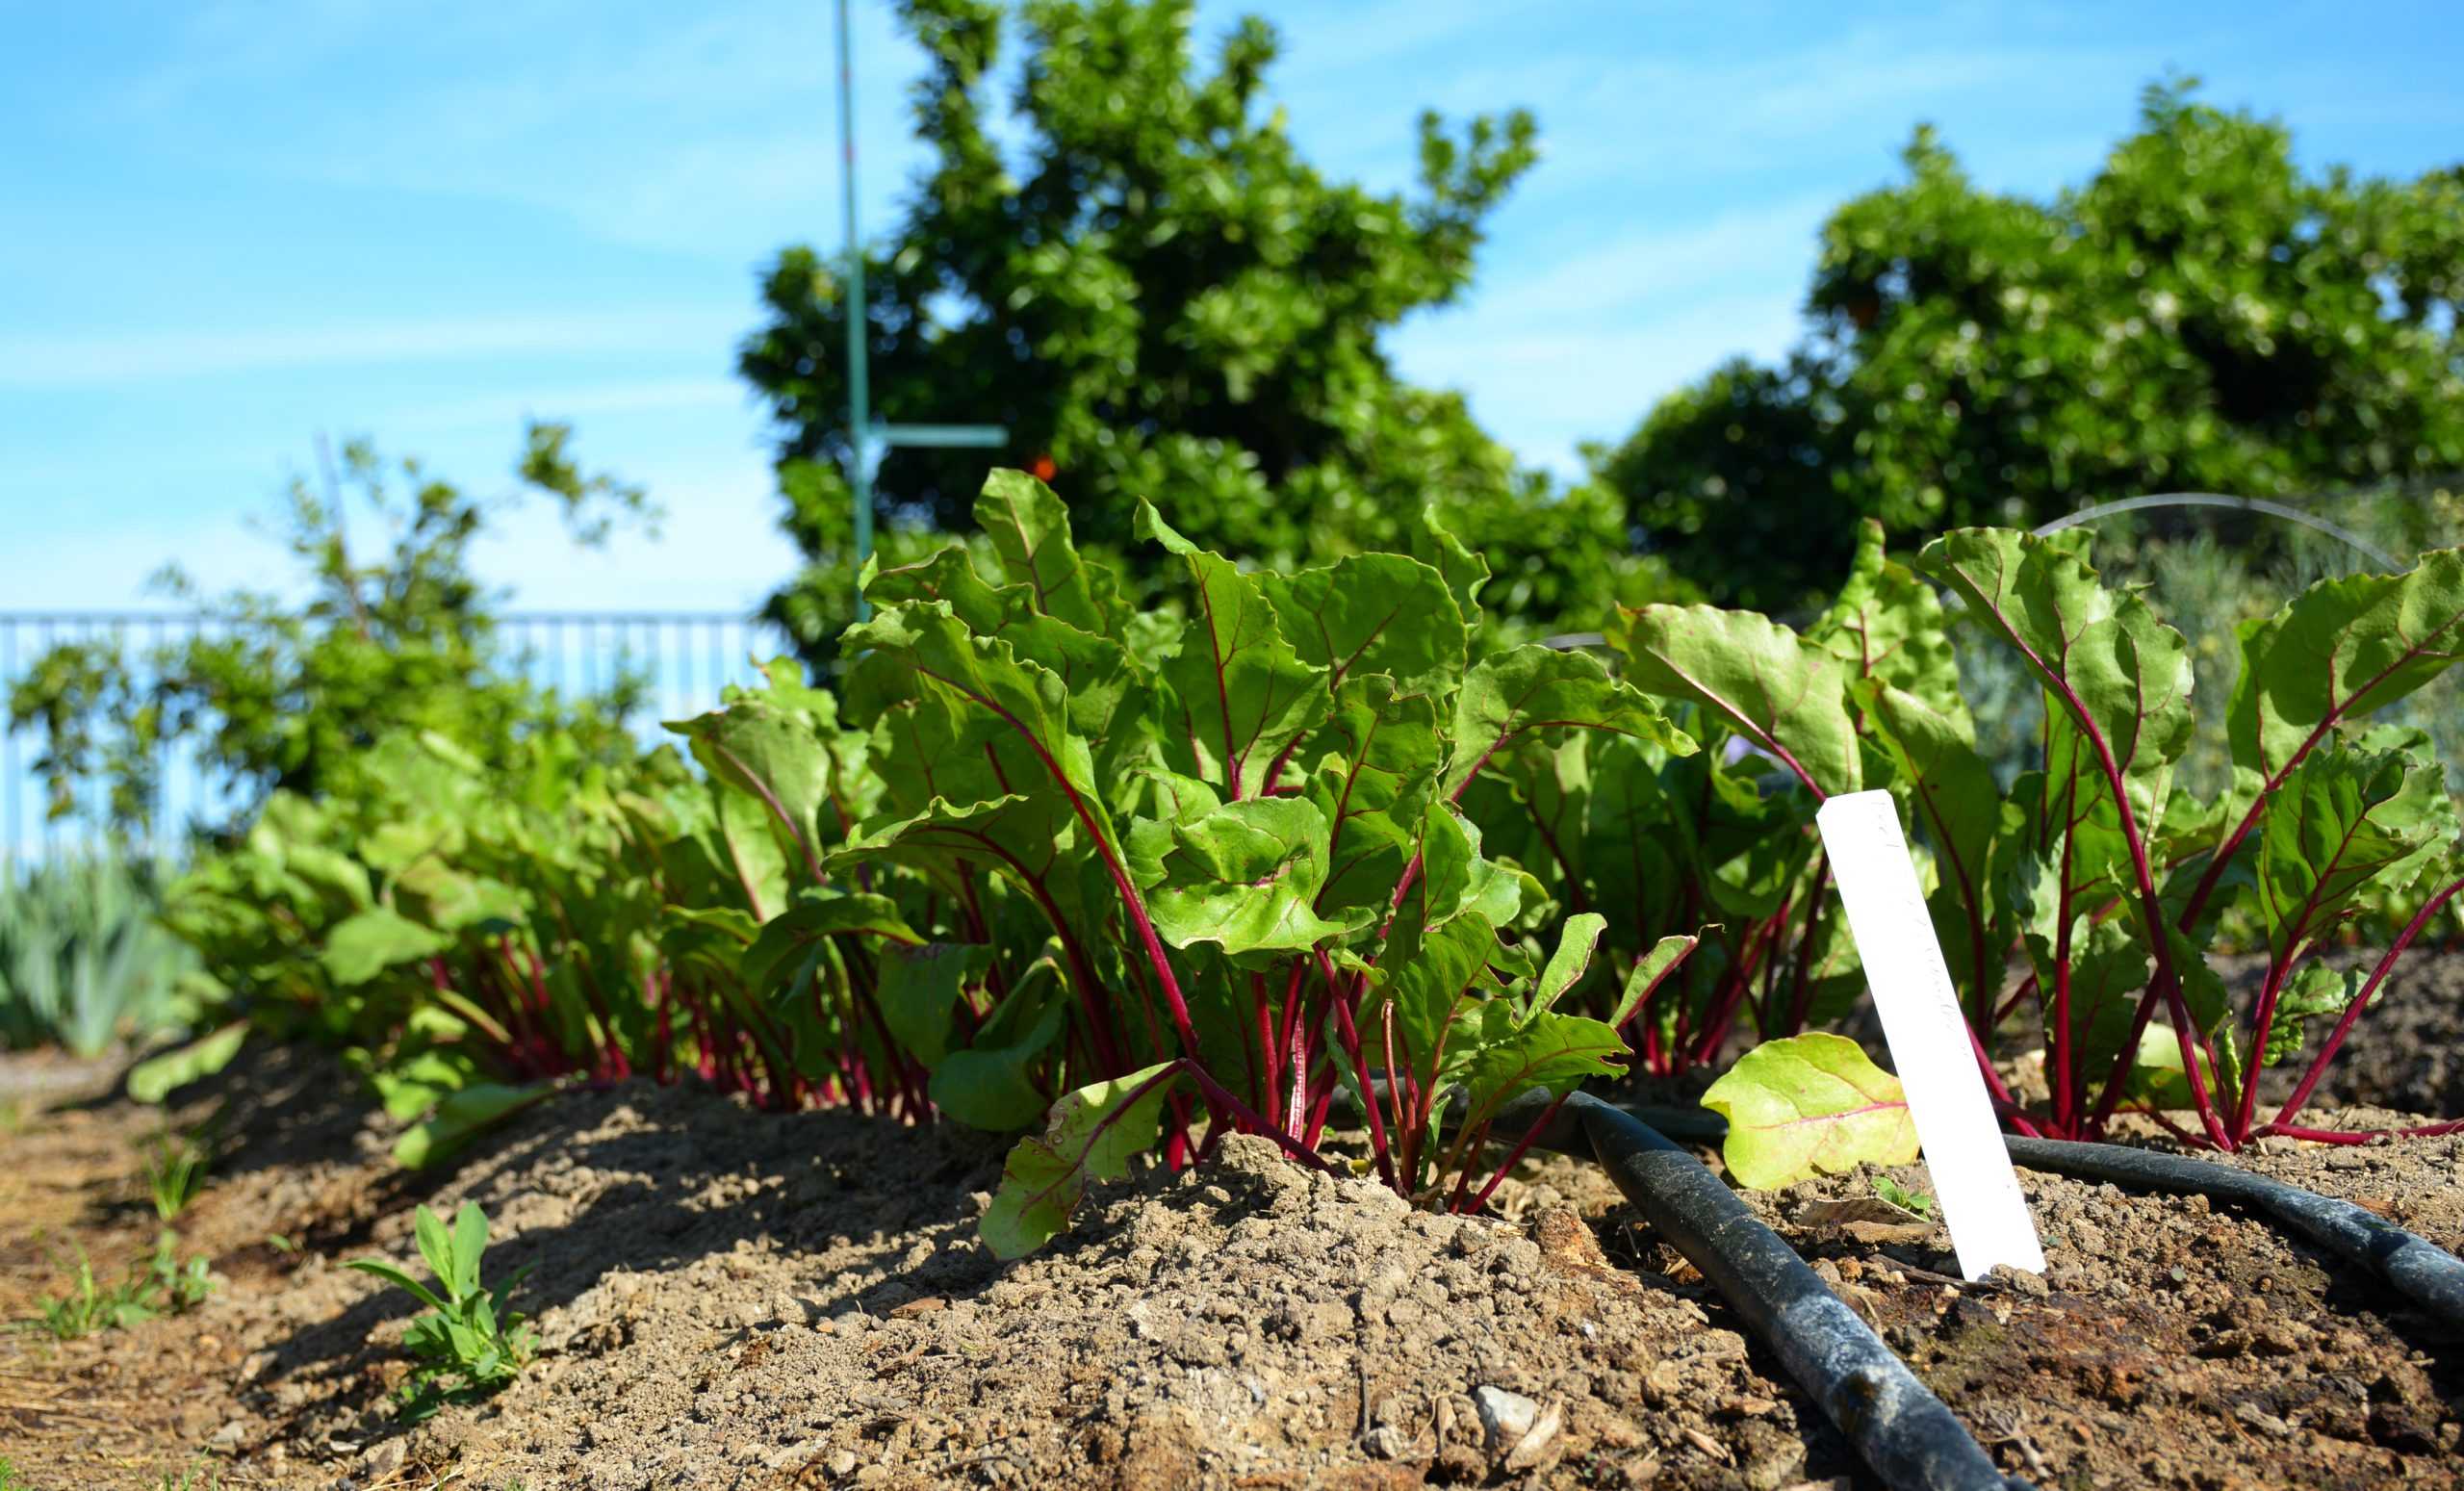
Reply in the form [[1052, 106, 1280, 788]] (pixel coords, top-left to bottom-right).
[[1551, 1093, 2034, 1491], [1999, 1135, 2464, 1336], [2030, 493, 2404, 572], [1624, 1102, 2464, 1334]]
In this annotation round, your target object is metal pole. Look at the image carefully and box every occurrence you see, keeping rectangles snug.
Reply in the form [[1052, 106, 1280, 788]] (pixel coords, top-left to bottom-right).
[[836, 0, 874, 622]]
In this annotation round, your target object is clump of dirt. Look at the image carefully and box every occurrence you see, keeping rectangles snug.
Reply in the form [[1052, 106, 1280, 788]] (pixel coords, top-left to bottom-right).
[[6, 1028, 2464, 1490]]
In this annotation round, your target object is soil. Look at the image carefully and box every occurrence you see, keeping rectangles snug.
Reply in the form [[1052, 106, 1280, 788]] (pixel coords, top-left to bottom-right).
[[1, 954, 2461, 1490], [2223, 940, 2464, 1121]]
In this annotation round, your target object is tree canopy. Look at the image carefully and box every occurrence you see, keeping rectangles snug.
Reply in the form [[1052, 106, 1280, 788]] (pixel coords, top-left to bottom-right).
[[739, 0, 1680, 656], [1595, 80, 2464, 611]]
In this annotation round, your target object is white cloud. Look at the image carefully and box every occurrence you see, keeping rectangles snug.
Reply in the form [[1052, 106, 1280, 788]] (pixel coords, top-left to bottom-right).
[[96, 0, 929, 261], [0, 308, 744, 389], [383, 376, 757, 435], [1385, 195, 1831, 474], [1456, 195, 1833, 324]]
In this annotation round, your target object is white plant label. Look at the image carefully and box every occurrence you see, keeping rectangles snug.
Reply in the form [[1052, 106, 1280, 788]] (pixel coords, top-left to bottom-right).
[[1816, 790, 2044, 1281]]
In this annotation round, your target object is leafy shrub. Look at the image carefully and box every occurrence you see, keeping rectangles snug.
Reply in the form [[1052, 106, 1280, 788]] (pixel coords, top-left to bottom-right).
[[1596, 80, 2464, 610], [0, 853, 197, 1057], [742, 0, 1681, 662]]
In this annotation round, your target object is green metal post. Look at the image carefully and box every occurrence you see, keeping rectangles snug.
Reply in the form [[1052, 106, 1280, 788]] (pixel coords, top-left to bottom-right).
[[836, 0, 873, 621]]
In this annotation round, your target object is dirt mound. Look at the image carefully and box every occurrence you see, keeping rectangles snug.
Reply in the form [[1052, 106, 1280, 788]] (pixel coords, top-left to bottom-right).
[[4, 1041, 2463, 1489]]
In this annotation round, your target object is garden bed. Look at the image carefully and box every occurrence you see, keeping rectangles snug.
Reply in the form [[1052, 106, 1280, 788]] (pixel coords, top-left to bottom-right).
[[5, 1013, 2464, 1491]]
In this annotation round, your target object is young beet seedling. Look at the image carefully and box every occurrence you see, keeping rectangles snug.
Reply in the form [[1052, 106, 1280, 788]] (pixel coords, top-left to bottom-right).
[[348, 1201, 534, 1420]]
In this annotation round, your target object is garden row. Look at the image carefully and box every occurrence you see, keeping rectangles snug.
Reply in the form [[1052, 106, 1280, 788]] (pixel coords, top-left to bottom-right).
[[140, 470, 2464, 1256]]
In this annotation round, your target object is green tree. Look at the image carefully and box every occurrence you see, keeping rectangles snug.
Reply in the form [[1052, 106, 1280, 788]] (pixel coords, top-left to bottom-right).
[[1595, 79, 2464, 612], [7, 424, 655, 839], [740, 0, 1679, 656]]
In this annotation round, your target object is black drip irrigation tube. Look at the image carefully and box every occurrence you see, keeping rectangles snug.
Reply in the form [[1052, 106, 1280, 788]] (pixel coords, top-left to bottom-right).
[[2003, 1134, 2464, 1334], [1487, 1089, 2034, 1491], [1617, 1103, 2464, 1335]]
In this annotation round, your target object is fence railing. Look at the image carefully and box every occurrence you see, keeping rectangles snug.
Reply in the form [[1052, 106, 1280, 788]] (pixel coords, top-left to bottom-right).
[[1, 610, 790, 862]]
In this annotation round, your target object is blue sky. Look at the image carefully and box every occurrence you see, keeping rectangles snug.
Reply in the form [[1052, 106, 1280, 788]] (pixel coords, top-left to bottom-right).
[[6, 0, 2461, 614]]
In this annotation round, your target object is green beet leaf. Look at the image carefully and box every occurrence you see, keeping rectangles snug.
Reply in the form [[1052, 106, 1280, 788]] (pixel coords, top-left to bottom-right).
[[1608, 934, 1702, 1028], [982, 1062, 1183, 1258], [1136, 501, 1331, 798], [740, 889, 922, 995], [1456, 1005, 1628, 1134], [1305, 676, 1443, 915], [2263, 963, 2362, 1067], [1409, 503, 1490, 630], [1262, 553, 1467, 699], [322, 907, 451, 988], [1137, 796, 1374, 960], [932, 1005, 1067, 1132], [1918, 527, 2193, 835], [1864, 681, 2006, 1013], [1701, 1033, 1919, 1190], [2225, 550, 2464, 782], [1611, 603, 1861, 797], [1532, 911, 1607, 1014], [876, 942, 994, 1070], [1809, 518, 1967, 723], [976, 469, 1123, 638], [2253, 744, 2452, 964], [862, 545, 1036, 639], [1445, 646, 1694, 799], [664, 686, 842, 886]]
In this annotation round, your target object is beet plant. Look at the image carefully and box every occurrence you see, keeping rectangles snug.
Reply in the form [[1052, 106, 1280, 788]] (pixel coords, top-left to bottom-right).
[[1634, 520, 2464, 1152], [142, 472, 1709, 1225], [828, 474, 1704, 1253], [148, 471, 2461, 1255], [153, 668, 919, 1162]]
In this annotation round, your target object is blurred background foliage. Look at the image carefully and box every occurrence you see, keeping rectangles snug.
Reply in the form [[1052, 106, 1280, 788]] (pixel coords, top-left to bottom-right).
[[0, 854, 198, 1058], [739, 0, 1693, 660], [6, 424, 658, 846], [1594, 78, 2464, 612]]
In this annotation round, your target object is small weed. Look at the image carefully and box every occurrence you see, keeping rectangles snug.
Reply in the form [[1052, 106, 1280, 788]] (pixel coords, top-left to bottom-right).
[[32, 1245, 153, 1339], [1872, 1173, 1936, 1221], [143, 1129, 213, 1221], [156, 1463, 220, 1491], [348, 1202, 534, 1421], [148, 1230, 216, 1312], [267, 1233, 296, 1254], [0, 1453, 26, 1489], [26, 1230, 215, 1339]]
